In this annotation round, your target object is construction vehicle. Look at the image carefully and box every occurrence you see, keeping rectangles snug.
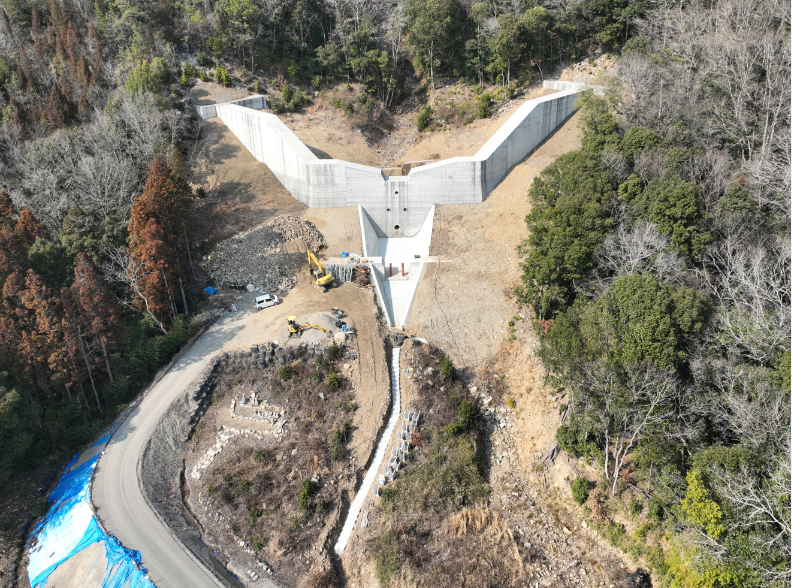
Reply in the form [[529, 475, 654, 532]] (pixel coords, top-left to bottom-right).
[[307, 248, 334, 292], [287, 316, 329, 338]]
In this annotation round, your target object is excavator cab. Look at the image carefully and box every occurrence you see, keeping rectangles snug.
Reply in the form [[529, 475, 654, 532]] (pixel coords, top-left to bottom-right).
[[307, 248, 334, 292]]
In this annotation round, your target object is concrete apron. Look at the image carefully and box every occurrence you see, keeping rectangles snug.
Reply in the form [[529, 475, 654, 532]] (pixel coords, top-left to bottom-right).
[[359, 206, 434, 330]]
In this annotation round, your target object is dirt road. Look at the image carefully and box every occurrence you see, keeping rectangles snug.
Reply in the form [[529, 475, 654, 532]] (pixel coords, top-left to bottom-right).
[[93, 307, 256, 588], [92, 267, 387, 588]]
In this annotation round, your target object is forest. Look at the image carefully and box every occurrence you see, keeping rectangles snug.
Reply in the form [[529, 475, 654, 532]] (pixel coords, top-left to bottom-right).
[[517, 0, 790, 586], [0, 0, 788, 583], [0, 0, 638, 475]]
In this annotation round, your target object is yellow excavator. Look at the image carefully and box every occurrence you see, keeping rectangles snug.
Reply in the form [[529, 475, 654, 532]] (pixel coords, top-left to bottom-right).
[[287, 316, 329, 338], [307, 248, 334, 292]]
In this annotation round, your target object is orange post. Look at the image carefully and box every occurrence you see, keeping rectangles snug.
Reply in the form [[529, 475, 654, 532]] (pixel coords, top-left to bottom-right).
[[401, 263, 404, 276]]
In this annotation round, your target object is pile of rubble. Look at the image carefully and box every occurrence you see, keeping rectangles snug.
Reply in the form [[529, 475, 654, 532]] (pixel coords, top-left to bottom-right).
[[201, 215, 326, 289]]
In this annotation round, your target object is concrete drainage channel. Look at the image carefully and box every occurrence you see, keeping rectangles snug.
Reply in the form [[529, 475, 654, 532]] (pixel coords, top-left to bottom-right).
[[334, 347, 401, 554]]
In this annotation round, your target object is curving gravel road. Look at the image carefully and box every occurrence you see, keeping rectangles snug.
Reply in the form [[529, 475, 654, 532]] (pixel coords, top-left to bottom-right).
[[93, 304, 253, 588]]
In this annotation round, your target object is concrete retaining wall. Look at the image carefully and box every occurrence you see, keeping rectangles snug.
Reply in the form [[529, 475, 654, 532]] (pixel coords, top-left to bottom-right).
[[214, 82, 585, 237], [196, 95, 267, 120]]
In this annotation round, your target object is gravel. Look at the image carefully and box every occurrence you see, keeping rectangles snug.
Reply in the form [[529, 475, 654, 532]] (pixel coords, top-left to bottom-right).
[[201, 215, 326, 289]]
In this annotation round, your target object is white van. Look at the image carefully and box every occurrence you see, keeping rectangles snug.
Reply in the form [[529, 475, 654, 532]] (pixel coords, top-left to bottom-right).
[[255, 294, 280, 309]]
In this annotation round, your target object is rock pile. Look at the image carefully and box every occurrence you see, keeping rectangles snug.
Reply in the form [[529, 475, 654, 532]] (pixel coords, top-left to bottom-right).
[[201, 215, 326, 289]]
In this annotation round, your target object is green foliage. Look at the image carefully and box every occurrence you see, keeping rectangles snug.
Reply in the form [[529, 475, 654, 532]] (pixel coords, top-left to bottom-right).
[[0, 380, 39, 479], [327, 371, 341, 390], [329, 420, 350, 462], [619, 126, 667, 161], [648, 497, 665, 522], [717, 182, 760, 219], [379, 435, 489, 515], [681, 470, 725, 540], [281, 84, 294, 102], [180, 70, 189, 88], [628, 496, 643, 516], [252, 535, 269, 550], [440, 356, 455, 381], [279, 364, 293, 381], [253, 449, 263, 462], [416, 105, 433, 131], [125, 58, 170, 94], [326, 343, 342, 361], [236, 478, 250, 493], [28, 237, 73, 290], [517, 150, 616, 315], [621, 36, 649, 55], [372, 529, 402, 587], [299, 478, 317, 511], [556, 424, 600, 460], [183, 62, 197, 77], [644, 176, 711, 256], [571, 476, 590, 504], [196, 52, 210, 67], [477, 92, 492, 118], [214, 63, 231, 87]]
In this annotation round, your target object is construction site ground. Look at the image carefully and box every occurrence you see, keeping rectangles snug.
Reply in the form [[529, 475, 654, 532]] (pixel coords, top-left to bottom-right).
[[180, 55, 637, 585]]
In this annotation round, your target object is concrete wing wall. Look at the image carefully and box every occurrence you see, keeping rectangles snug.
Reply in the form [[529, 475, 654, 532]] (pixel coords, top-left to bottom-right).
[[210, 82, 586, 237]]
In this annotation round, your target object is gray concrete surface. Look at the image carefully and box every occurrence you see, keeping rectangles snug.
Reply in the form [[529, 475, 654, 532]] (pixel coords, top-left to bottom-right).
[[93, 306, 255, 588], [196, 95, 267, 120], [211, 81, 586, 238]]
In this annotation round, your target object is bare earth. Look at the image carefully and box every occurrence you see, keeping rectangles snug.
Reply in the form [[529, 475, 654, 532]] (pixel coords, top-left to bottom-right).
[[404, 109, 584, 370]]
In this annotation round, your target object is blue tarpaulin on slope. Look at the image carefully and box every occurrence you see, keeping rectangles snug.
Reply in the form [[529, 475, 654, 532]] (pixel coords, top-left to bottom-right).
[[27, 437, 157, 587]]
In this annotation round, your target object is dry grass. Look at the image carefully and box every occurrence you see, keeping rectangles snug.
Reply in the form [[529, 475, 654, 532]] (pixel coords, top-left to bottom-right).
[[188, 345, 355, 586]]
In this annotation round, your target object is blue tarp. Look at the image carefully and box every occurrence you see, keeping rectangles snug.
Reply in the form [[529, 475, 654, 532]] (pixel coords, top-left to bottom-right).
[[27, 434, 157, 587], [204, 286, 217, 294]]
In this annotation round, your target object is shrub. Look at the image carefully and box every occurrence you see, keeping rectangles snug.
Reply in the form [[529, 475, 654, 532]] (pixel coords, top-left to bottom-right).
[[440, 356, 455, 381], [252, 535, 269, 550], [253, 449, 263, 462], [214, 63, 231, 87], [648, 497, 665, 522], [312, 370, 323, 382], [194, 186, 206, 199], [457, 400, 480, 428], [507, 397, 516, 409], [417, 105, 433, 131], [237, 478, 250, 494], [279, 365, 293, 380], [327, 343, 342, 361], [571, 476, 590, 504], [373, 529, 402, 587], [556, 424, 600, 459], [198, 70, 208, 82], [299, 479, 317, 511], [330, 420, 351, 462], [250, 506, 262, 518], [183, 62, 196, 76], [196, 52, 209, 66], [629, 496, 644, 516], [327, 372, 341, 390], [281, 84, 294, 103], [478, 93, 492, 118], [180, 70, 189, 88]]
